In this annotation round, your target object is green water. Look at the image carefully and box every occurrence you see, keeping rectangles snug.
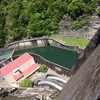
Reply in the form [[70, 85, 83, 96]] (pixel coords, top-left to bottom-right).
[[14, 46, 80, 69]]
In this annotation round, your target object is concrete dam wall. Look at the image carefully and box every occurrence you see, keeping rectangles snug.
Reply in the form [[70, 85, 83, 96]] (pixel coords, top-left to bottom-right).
[[72, 28, 100, 73], [55, 28, 100, 100], [55, 44, 100, 100]]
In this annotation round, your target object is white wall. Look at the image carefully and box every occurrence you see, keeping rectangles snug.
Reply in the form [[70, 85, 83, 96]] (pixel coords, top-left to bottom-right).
[[5, 73, 16, 84]]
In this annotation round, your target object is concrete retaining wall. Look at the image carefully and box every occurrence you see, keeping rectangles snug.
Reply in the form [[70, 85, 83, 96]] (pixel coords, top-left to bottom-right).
[[3, 38, 83, 54]]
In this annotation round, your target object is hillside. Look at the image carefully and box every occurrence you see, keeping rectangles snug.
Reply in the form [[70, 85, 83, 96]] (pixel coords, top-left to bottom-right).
[[0, 0, 100, 47]]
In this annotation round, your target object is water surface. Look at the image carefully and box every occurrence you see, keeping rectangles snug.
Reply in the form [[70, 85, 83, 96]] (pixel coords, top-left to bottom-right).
[[14, 46, 80, 69]]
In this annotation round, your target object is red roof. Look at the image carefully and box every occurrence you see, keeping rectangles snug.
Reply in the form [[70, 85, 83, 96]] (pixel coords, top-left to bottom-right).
[[0, 53, 33, 77], [22, 63, 39, 77], [13, 63, 39, 81], [13, 73, 23, 81]]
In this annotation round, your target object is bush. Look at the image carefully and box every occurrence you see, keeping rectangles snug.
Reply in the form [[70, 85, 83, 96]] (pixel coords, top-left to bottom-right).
[[67, 0, 86, 20], [97, 8, 100, 16], [71, 20, 87, 30], [19, 78, 33, 88], [38, 64, 48, 73]]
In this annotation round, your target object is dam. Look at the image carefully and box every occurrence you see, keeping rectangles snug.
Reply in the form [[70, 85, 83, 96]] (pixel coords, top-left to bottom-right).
[[0, 38, 80, 77], [0, 37, 81, 70]]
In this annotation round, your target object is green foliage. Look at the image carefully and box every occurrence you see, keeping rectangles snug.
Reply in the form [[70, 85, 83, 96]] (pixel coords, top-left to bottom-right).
[[83, 0, 91, 4], [0, 8, 6, 47], [38, 64, 48, 73], [86, 0, 98, 14], [20, 78, 33, 88], [0, 0, 99, 47], [97, 0, 100, 6], [97, 8, 100, 16], [68, 0, 86, 20], [71, 20, 87, 30], [0, 32, 5, 47], [68, 0, 98, 19]]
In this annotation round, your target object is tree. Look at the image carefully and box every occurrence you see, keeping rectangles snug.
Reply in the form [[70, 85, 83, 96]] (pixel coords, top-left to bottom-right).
[[83, 0, 91, 4], [71, 20, 87, 30], [89, 0, 98, 13], [97, 8, 100, 16], [68, 0, 86, 20], [0, 0, 99, 47], [38, 64, 48, 73], [0, 8, 6, 47], [19, 78, 33, 88]]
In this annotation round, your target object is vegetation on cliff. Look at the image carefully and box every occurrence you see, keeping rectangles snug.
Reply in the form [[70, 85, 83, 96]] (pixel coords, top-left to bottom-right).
[[0, 0, 99, 47]]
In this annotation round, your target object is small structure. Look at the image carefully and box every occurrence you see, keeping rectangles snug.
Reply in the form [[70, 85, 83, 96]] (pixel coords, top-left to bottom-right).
[[0, 53, 39, 86], [0, 50, 15, 67]]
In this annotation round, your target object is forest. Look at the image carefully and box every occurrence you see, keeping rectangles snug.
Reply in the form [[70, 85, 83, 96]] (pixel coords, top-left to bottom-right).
[[0, 0, 100, 47]]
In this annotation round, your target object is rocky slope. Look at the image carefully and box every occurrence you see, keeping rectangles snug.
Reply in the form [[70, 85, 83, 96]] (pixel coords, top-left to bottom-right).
[[59, 15, 100, 40]]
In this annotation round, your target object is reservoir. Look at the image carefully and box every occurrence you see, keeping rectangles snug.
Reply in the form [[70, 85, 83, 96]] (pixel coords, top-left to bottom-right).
[[14, 46, 80, 69]]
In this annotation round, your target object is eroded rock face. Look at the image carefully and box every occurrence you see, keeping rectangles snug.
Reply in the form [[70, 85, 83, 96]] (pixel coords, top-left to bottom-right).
[[59, 15, 100, 40]]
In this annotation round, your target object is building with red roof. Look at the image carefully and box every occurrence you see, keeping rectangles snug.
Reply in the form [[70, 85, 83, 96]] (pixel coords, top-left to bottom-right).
[[0, 53, 39, 86]]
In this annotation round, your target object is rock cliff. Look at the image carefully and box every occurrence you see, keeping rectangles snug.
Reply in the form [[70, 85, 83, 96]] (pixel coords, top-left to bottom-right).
[[59, 15, 100, 40]]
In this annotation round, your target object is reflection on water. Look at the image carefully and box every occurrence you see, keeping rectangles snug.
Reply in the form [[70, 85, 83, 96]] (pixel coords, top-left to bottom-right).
[[14, 46, 80, 69]]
